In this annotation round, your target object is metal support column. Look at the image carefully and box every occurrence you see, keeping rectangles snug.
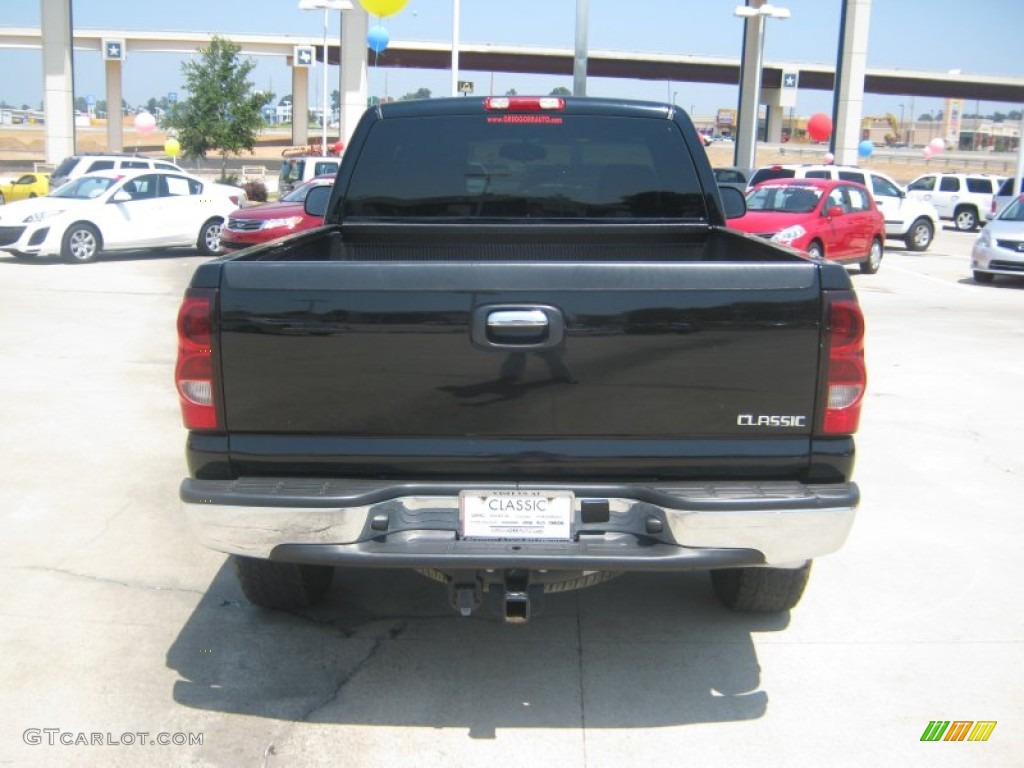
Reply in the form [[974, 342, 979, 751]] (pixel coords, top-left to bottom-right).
[[830, 0, 873, 165], [40, 0, 75, 164]]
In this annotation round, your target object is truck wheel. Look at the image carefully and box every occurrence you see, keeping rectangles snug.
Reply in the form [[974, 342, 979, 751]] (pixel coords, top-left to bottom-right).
[[973, 270, 994, 284], [61, 222, 101, 263], [954, 206, 978, 231], [860, 238, 883, 274], [233, 555, 334, 609], [197, 218, 224, 255], [904, 218, 934, 251], [710, 561, 812, 613]]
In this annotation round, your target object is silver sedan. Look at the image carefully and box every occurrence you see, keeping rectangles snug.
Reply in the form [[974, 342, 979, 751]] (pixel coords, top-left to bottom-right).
[[971, 194, 1024, 283]]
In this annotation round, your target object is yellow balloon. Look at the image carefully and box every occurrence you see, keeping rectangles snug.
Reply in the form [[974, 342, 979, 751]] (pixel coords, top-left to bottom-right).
[[164, 138, 181, 158], [358, 0, 407, 17]]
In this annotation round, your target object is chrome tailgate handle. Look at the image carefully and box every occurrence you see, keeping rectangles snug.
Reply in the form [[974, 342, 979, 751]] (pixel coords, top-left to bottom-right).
[[472, 305, 564, 348], [487, 309, 549, 330]]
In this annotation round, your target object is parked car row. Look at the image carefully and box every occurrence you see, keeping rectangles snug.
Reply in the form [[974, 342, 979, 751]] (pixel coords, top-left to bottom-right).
[[0, 150, 337, 263], [740, 164, 940, 251], [0, 169, 243, 263], [730, 177, 886, 274], [716, 163, 1021, 285]]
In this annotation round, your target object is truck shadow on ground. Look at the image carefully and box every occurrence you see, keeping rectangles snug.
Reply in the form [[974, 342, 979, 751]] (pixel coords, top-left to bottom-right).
[[167, 562, 789, 737]]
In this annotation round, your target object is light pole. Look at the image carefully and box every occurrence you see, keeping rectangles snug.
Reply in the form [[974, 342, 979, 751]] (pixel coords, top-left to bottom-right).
[[733, 1, 790, 169], [299, 0, 353, 157], [898, 103, 904, 145]]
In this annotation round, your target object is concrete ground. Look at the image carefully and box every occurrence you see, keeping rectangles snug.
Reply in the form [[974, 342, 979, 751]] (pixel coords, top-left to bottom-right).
[[0, 227, 1021, 767]]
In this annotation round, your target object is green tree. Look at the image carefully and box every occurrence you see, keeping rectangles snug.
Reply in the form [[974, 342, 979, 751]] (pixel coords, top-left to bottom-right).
[[163, 35, 274, 178], [399, 87, 432, 101], [549, 87, 571, 96]]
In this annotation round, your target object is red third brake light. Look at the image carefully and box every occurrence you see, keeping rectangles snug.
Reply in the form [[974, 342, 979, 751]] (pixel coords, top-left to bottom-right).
[[175, 289, 219, 430], [484, 97, 565, 111], [821, 295, 866, 435]]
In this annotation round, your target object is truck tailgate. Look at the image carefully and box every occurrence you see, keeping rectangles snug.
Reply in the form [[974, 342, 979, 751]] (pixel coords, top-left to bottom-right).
[[211, 228, 826, 478]]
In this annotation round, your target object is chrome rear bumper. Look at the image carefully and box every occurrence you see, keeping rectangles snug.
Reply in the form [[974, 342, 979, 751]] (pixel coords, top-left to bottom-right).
[[182, 479, 857, 569]]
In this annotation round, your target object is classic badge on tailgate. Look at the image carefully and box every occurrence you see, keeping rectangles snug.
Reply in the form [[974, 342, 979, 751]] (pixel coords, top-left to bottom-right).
[[459, 490, 574, 540]]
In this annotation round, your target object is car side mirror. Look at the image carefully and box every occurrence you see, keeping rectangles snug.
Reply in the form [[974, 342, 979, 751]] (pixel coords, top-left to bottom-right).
[[826, 205, 845, 218], [719, 186, 747, 219], [304, 185, 331, 218], [111, 190, 132, 203]]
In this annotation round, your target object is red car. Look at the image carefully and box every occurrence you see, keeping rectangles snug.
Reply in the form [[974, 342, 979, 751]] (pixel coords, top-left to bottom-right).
[[219, 175, 335, 252], [732, 177, 886, 273]]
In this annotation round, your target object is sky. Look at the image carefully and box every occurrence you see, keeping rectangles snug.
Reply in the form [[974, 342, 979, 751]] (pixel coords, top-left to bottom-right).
[[2, 0, 1022, 120]]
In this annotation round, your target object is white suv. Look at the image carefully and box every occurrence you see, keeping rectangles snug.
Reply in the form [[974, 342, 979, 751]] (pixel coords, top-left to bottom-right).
[[748, 164, 940, 251], [905, 172, 1004, 232], [987, 176, 1022, 220], [49, 153, 185, 190]]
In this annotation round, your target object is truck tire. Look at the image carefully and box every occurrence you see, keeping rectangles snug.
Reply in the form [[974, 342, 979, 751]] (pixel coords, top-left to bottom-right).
[[710, 561, 812, 613], [954, 206, 978, 231], [233, 555, 334, 610], [904, 218, 934, 251]]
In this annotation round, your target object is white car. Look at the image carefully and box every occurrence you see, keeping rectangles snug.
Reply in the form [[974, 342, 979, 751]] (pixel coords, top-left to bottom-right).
[[0, 170, 243, 263], [971, 193, 1024, 284], [747, 164, 940, 251]]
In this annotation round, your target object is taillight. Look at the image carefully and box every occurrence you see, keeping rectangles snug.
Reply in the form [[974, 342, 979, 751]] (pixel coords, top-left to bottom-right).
[[484, 96, 565, 111], [820, 296, 866, 435], [175, 289, 219, 430]]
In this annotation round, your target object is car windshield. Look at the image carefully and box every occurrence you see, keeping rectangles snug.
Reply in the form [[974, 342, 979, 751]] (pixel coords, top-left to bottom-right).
[[748, 168, 796, 186], [49, 176, 116, 199], [281, 181, 327, 203], [746, 185, 823, 213], [996, 196, 1024, 222]]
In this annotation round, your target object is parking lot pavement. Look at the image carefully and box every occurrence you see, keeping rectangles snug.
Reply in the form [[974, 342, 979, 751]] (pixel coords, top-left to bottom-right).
[[1, 238, 1022, 767]]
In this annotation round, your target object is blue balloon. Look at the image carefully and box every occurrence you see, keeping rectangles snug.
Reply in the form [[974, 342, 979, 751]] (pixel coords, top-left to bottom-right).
[[367, 26, 390, 54], [857, 140, 874, 158]]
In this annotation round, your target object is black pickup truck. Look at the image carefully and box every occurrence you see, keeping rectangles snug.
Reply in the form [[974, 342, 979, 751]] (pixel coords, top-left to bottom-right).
[[177, 96, 865, 622]]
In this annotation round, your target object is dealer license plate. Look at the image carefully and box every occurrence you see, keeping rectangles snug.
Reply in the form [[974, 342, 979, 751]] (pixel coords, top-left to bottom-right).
[[459, 490, 574, 540]]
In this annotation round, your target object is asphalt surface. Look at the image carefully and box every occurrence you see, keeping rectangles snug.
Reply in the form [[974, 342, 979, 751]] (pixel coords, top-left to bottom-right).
[[0, 228, 1021, 767]]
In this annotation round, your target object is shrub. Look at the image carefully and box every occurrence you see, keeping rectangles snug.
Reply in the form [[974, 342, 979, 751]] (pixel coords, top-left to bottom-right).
[[242, 180, 269, 203]]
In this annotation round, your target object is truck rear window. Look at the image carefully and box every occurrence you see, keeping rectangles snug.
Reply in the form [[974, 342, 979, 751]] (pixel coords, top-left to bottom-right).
[[341, 115, 705, 220]]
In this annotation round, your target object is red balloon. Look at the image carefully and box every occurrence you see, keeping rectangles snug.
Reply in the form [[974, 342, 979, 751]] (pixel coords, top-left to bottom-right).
[[807, 113, 833, 142]]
